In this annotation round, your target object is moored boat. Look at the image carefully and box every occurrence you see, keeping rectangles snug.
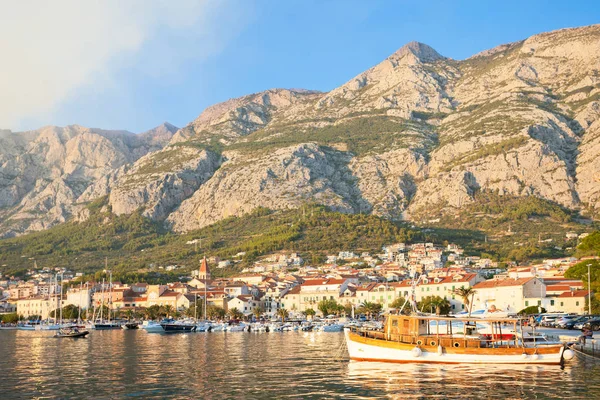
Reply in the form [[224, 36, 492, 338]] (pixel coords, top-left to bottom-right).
[[160, 319, 196, 333], [54, 326, 89, 338], [344, 314, 575, 365], [122, 322, 139, 330]]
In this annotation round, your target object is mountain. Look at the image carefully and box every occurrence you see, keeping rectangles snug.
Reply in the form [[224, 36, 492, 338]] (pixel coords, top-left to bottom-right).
[[1, 24, 600, 238], [0, 123, 177, 236]]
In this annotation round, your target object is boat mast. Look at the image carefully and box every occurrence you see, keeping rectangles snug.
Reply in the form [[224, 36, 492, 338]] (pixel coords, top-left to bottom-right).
[[59, 271, 64, 326], [77, 281, 83, 324], [100, 278, 105, 321]]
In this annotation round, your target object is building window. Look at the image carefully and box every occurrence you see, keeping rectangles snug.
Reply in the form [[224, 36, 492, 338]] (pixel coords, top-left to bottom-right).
[[576, 301, 580, 306], [461, 304, 464, 309], [550, 300, 554, 306], [537, 300, 541, 306], [560, 302, 564, 307], [525, 301, 529, 307]]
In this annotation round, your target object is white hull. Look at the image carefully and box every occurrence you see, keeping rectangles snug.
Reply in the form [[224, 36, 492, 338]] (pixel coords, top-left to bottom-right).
[[344, 330, 570, 365], [141, 322, 164, 333]]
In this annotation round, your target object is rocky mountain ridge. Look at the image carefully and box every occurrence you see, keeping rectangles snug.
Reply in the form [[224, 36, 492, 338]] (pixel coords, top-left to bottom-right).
[[1, 24, 600, 237]]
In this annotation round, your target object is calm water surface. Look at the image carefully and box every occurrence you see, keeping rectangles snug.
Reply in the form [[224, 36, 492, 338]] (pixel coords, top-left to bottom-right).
[[1, 330, 599, 399]]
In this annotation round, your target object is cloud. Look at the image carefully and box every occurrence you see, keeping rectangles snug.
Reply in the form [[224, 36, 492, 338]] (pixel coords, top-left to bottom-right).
[[0, 0, 248, 131]]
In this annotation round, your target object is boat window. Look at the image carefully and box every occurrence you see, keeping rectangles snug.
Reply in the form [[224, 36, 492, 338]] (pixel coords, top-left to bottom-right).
[[392, 319, 398, 327]]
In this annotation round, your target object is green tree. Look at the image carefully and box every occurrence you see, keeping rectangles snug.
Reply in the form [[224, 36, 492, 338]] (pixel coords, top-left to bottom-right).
[[518, 306, 546, 315], [576, 231, 600, 257], [303, 308, 316, 319], [144, 305, 160, 320], [252, 306, 264, 320], [163, 305, 174, 318], [1, 313, 21, 323], [228, 307, 243, 320], [419, 296, 451, 315], [207, 305, 226, 320], [358, 301, 382, 319], [277, 308, 289, 322], [318, 299, 341, 317], [452, 287, 477, 316], [389, 297, 411, 314]]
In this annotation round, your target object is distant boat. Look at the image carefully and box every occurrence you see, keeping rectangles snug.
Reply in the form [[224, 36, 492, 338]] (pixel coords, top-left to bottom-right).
[[90, 321, 122, 330], [122, 322, 139, 330], [54, 327, 89, 338], [17, 322, 39, 331], [140, 321, 164, 333], [160, 319, 196, 333]]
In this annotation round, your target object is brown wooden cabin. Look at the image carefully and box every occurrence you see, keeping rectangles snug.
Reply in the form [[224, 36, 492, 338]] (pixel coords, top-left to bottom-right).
[[354, 315, 522, 349]]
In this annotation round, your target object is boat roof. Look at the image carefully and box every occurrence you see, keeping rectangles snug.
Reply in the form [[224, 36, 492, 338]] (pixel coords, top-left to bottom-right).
[[391, 314, 521, 323]]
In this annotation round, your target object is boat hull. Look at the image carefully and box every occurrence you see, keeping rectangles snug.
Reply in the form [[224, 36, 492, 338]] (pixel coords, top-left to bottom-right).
[[54, 331, 89, 338], [161, 323, 196, 332], [344, 329, 566, 365], [92, 323, 122, 330]]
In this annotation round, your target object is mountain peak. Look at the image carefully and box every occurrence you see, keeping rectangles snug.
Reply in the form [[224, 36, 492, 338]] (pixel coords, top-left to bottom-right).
[[391, 41, 445, 63]]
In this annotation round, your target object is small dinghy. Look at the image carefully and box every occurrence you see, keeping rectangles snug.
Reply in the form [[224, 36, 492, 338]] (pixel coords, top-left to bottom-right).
[[54, 327, 90, 338]]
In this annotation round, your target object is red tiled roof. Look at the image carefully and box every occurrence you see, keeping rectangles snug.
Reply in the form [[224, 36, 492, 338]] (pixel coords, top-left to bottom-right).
[[473, 277, 534, 289], [546, 285, 571, 292], [558, 290, 591, 298], [286, 286, 301, 294]]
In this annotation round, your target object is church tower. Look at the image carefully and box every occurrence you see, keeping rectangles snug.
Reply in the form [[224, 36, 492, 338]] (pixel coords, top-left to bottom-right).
[[199, 256, 211, 281]]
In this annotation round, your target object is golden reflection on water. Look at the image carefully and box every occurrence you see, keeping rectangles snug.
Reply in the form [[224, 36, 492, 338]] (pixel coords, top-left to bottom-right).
[[0, 330, 598, 399]]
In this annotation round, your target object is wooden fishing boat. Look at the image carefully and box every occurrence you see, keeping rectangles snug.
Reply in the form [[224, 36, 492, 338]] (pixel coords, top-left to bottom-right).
[[345, 314, 575, 365]]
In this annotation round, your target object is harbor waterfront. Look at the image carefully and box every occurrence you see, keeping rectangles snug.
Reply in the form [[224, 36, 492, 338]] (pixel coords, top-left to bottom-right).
[[1, 329, 600, 399]]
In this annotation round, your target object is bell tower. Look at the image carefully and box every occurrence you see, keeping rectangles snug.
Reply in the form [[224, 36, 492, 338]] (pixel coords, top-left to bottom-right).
[[199, 256, 211, 281]]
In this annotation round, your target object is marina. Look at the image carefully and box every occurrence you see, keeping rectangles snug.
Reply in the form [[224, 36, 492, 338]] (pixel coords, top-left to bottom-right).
[[1, 328, 599, 399]]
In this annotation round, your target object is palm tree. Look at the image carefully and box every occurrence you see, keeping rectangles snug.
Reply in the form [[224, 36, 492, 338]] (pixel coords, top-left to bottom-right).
[[228, 307, 243, 320], [452, 287, 477, 316], [358, 301, 382, 320], [164, 305, 174, 318], [277, 308, 289, 322], [252, 306, 264, 320]]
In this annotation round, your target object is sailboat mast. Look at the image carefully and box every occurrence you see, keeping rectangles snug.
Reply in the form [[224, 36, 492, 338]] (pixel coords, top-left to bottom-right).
[[59, 272, 63, 326], [78, 281, 83, 323], [100, 278, 105, 321]]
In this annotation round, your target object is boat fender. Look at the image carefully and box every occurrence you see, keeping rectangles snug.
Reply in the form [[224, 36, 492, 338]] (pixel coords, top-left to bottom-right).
[[562, 349, 575, 361], [437, 345, 443, 356], [521, 353, 528, 359], [412, 347, 422, 357], [531, 353, 539, 361]]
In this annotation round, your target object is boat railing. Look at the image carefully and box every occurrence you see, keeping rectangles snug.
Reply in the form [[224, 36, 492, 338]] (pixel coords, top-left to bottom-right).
[[349, 325, 544, 349]]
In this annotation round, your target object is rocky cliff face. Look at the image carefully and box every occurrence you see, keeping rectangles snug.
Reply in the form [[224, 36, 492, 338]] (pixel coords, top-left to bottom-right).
[[0, 123, 177, 236], [2, 24, 600, 236]]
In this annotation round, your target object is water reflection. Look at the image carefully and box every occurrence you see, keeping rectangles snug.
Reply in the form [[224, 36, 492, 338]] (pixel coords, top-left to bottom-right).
[[0, 330, 599, 399]]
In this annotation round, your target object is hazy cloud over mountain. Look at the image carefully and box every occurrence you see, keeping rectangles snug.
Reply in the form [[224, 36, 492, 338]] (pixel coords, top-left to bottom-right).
[[0, 0, 249, 131]]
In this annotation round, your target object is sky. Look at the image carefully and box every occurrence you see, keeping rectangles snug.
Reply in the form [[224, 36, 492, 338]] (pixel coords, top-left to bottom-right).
[[1, 0, 599, 133]]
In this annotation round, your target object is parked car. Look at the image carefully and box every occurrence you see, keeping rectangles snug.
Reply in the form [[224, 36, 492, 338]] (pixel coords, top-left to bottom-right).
[[540, 314, 566, 327], [584, 319, 600, 331], [577, 317, 600, 330], [562, 315, 595, 330], [554, 315, 579, 329]]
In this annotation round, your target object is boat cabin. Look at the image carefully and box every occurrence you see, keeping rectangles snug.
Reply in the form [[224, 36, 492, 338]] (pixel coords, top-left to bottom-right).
[[356, 314, 523, 349]]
